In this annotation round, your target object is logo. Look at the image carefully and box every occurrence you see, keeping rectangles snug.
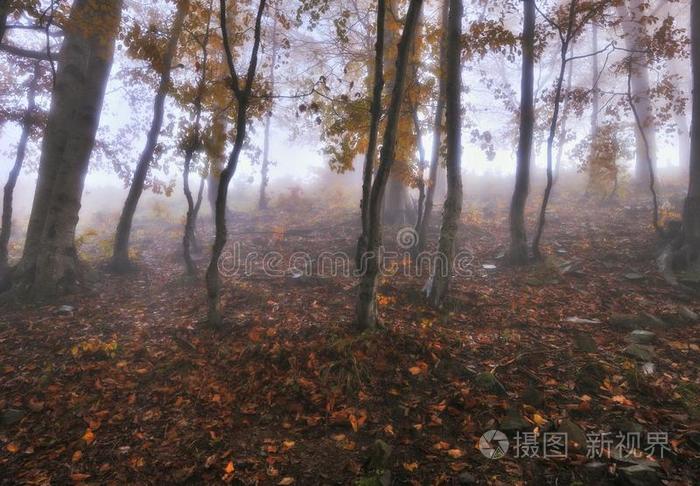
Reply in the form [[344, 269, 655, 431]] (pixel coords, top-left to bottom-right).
[[396, 227, 419, 249], [478, 430, 509, 459]]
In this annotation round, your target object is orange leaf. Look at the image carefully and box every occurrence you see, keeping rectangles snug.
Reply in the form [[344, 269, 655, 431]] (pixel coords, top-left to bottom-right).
[[5, 442, 19, 453], [447, 448, 463, 458], [403, 462, 419, 472], [224, 461, 235, 474], [82, 428, 95, 445], [72, 450, 83, 463]]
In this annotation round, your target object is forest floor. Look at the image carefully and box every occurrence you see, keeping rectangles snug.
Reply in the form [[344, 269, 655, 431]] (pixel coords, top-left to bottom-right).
[[1, 190, 699, 485]]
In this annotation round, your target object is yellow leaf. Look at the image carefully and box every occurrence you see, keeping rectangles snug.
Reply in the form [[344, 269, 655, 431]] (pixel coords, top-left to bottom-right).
[[82, 428, 95, 445], [282, 440, 295, 450], [533, 414, 547, 426], [447, 448, 463, 458], [224, 461, 235, 474]]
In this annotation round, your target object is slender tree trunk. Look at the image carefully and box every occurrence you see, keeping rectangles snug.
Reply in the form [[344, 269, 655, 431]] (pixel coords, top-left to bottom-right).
[[0, 62, 40, 275], [356, 0, 385, 268], [554, 48, 573, 183], [681, 0, 700, 258], [532, 1, 577, 259], [191, 173, 205, 251], [111, 0, 189, 271], [356, 0, 423, 330], [617, 0, 657, 185], [586, 22, 600, 194], [415, 0, 448, 254], [428, 0, 462, 307], [8, 0, 122, 298], [412, 104, 426, 233], [183, 0, 212, 276], [626, 62, 660, 233], [258, 18, 278, 210], [205, 0, 265, 328], [508, 0, 535, 264]]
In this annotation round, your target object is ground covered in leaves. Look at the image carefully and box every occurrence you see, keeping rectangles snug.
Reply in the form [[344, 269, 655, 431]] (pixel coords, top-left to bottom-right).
[[1, 191, 699, 485]]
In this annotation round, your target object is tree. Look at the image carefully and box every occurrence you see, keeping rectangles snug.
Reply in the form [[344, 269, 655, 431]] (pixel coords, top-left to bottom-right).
[[111, 0, 191, 271], [3, 0, 122, 298], [182, 0, 214, 276], [356, 0, 423, 331], [678, 0, 700, 263], [507, 0, 535, 265], [356, 0, 385, 268], [205, 0, 266, 327], [0, 61, 40, 276], [415, 0, 448, 255], [616, 0, 657, 185], [427, 0, 462, 307], [258, 16, 279, 210]]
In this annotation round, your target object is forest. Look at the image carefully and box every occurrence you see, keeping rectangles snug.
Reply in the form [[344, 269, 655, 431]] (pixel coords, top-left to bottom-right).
[[0, 0, 699, 484]]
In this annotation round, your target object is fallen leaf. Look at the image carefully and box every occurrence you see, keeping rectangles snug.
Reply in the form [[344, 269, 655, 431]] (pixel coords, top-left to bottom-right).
[[447, 448, 463, 458], [278, 478, 295, 485], [72, 450, 83, 463], [403, 462, 419, 472], [224, 461, 235, 474], [82, 428, 95, 445], [5, 443, 19, 453]]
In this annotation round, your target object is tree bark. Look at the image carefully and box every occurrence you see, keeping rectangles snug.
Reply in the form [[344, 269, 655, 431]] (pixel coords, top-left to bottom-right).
[[0, 62, 40, 275], [9, 0, 122, 298], [415, 0, 448, 254], [111, 0, 190, 271], [356, 0, 423, 330], [532, 0, 577, 259], [258, 18, 278, 210], [205, 0, 266, 328], [680, 0, 700, 258], [585, 22, 600, 194], [428, 0, 462, 307], [356, 0, 385, 269], [183, 0, 212, 276], [508, 0, 535, 265], [617, 0, 657, 185]]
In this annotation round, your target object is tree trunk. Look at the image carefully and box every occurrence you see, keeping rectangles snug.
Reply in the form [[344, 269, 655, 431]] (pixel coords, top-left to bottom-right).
[[356, 0, 423, 330], [111, 0, 190, 271], [507, 0, 535, 265], [617, 0, 657, 185], [411, 103, 426, 233], [554, 47, 573, 183], [0, 62, 40, 275], [183, 0, 212, 276], [415, 0, 448, 254], [680, 0, 700, 258], [205, 0, 266, 328], [586, 22, 600, 194], [258, 18, 278, 211], [356, 0, 385, 268], [8, 0, 122, 298], [428, 0, 462, 307], [532, 1, 577, 259]]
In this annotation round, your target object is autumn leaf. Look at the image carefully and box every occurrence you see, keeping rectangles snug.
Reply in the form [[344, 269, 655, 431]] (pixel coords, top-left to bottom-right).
[[5, 443, 19, 453], [72, 450, 83, 463], [278, 478, 295, 485], [82, 428, 95, 445], [409, 361, 428, 375], [403, 462, 419, 472], [447, 448, 463, 458], [224, 461, 235, 474], [433, 441, 450, 450]]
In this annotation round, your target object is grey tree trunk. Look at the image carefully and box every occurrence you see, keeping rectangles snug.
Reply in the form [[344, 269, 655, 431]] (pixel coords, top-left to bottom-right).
[[680, 0, 700, 258], [205, 0, 266, 328], [617, 0, 657, 185], [111, 0, 190, 271], [532, 0, 577, 259], [356, 0, 423, 330], [0, 62, 40, 275], [415, 0, 448, 254], [356, 0, 385, 268], [10, 0, 122, 298], [258, 18, 278, 210], [586, 22, 600, 194], [428, 0, 462, 307], [507, 0, 535, 265], [183, 0, 212, 276]]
